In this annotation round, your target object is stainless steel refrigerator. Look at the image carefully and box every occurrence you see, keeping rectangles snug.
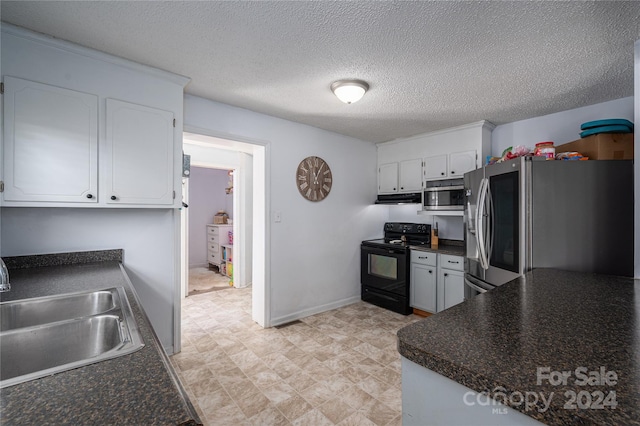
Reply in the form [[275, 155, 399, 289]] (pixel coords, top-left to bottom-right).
[[463, 157, 634, 297]]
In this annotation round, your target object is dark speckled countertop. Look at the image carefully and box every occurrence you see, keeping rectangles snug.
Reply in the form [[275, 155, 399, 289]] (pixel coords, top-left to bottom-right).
[[410, 239, 465, 257], [0, 251, 201, 425], [397, 269, 640, 425]]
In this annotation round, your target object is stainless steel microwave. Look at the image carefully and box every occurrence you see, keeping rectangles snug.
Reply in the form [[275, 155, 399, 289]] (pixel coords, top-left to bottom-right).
[[422, 178, 464, 211]]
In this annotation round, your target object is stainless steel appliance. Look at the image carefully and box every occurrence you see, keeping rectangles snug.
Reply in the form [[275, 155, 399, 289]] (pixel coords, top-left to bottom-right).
[[361, 222, 431, 314], [422, 178, 464, 212], [376, 192, 422, 204], [464, 157, 634, 299]]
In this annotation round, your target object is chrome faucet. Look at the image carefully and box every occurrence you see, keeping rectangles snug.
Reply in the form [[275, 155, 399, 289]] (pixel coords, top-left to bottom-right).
[[0, 258, 10, 292]]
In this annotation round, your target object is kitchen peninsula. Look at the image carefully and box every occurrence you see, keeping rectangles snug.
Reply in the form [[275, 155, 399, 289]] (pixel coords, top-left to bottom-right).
[[398, 269, 640, 425], [0, 251, 201, 425]]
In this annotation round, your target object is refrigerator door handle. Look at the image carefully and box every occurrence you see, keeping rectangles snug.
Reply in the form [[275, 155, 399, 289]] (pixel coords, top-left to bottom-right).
[[486, 183, 495, 264], [476, 178, 489, 270], [464, 276, 491, 294]]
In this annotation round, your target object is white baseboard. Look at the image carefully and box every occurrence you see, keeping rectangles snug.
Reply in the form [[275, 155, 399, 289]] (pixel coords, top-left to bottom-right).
[[270, 295, 361, 327], [189, 263, 208, 269]]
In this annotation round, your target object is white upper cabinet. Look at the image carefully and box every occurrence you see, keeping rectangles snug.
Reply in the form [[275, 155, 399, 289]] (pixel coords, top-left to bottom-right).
[[398, 159, 423, 192], [377, 121, 494, 188], [378, 162, 399, 193], [1, 24, 189, 208], [3, 77, 98, 203], [379, 159, 423, 194], [423, 155, 448, 180], [448, 150, 476, 178], [105, 99, 174, 205]]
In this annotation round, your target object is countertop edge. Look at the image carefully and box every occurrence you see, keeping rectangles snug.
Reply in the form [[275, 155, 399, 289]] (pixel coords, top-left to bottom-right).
[[117, 264, 202, 423], [0, 259, 203, 425], [396, 269, 640, 426]]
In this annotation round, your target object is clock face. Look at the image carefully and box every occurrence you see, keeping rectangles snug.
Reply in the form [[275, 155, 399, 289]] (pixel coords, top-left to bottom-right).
[[296, 156, 332, 202]]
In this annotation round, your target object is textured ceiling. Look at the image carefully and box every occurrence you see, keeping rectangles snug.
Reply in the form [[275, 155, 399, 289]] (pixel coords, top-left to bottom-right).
[[2, 1, 639, 143]]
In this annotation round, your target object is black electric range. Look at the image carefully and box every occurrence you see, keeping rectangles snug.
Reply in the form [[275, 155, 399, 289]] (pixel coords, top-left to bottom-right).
[[360, 223, 431, 314]]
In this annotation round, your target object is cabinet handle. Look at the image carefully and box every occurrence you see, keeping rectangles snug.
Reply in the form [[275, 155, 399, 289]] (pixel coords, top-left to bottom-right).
[[418, 256, 428, 259], [111, 195, 117, 201], [400, 187, 404, 190], [441, 172, 445, 176], [444, 273, 448, 277], [448, 260, 460, 264], [86, 194, 93, 199], [451, 171, 455, 174], [429, 270, 432, 274], [393, 188, 396, 191]]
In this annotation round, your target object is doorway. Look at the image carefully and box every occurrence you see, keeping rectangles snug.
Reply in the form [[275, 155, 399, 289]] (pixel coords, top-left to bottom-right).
[[175, 128, 269, 352], [185, 166, 234, 295]]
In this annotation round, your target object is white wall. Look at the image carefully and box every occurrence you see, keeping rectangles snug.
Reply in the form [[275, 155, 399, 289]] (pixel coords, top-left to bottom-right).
[[184, 94, 386, 325], [1, 208, 177, 349], [492, 97, 634, 156], [0, 24, 185, 352], [387, 206, 464, 241], [188, 167, 232, 267]]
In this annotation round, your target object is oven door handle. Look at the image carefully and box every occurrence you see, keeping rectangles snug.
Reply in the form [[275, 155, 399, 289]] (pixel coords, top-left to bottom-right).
[[361, 245, 405, 256]]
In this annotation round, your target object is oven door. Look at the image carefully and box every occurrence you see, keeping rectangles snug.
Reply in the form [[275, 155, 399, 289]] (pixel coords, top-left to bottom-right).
[[360, 245, 407, 297]]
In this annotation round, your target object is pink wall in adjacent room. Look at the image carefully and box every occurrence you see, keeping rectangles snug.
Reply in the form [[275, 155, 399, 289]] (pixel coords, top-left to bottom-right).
[[188, 167, 233, 267]]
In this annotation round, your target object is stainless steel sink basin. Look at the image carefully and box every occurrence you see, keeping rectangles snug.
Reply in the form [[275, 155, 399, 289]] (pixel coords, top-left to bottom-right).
[[1, 290, 116, 331], [0, 287, 144, 388]]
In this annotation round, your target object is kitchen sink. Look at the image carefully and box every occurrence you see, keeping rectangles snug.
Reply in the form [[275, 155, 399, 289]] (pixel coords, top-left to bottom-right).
[[0, 287, 144, 388], [1, 290, 116, 331]]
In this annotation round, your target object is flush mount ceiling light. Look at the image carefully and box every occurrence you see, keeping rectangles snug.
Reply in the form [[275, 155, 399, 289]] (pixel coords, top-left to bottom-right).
[[331, 79, 369, 104]]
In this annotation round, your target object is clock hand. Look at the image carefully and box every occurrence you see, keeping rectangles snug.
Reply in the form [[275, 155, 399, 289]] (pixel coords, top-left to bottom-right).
[[316, 163, 325, 184]]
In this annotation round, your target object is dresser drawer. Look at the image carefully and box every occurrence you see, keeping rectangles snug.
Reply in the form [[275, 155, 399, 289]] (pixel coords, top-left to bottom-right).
[[208, 252, 220, 264], [207, 234, 218, 244], [439, 254, 463, 271], [208, 243, 220, 254], [207, 226, 219, 236]]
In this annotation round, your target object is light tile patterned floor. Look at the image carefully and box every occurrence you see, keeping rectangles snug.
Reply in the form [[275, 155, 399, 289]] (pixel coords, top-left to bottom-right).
[[171, 287, 420, 425]]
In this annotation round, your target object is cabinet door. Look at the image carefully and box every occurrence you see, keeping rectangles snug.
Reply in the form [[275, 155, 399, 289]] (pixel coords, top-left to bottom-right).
[[399, 159, 423, 192], [448, 150, 476, 178], [411, 263, 437, 313], [423, 155, 448, 180], [378, 162, 398, 194], [105, 99, 174, 205], [438, 268, 465, 311], [3, 77, 98, 203]]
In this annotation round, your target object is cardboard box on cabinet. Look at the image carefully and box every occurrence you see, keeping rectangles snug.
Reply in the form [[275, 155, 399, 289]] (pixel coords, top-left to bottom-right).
[[555, 133, 634, 160]]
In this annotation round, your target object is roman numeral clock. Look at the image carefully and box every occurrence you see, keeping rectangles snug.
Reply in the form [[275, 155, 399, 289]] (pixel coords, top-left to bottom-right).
[[296, 156, 333, 202]]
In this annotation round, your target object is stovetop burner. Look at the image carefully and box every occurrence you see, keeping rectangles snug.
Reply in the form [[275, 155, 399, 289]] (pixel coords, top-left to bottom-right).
[[362, 222, 431, 250]]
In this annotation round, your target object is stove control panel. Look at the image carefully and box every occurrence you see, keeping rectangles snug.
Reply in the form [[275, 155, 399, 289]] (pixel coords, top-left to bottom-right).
[[384, 222, 430, 235]]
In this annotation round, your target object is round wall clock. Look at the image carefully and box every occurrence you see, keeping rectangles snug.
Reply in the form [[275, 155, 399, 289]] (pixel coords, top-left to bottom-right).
[[296, 156, 332, 202]]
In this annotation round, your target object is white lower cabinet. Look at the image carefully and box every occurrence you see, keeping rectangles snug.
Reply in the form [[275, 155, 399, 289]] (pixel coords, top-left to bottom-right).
[[410, 251, 437, 313], [411, 251, 465, 313], [437, 254, 465, 311]]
